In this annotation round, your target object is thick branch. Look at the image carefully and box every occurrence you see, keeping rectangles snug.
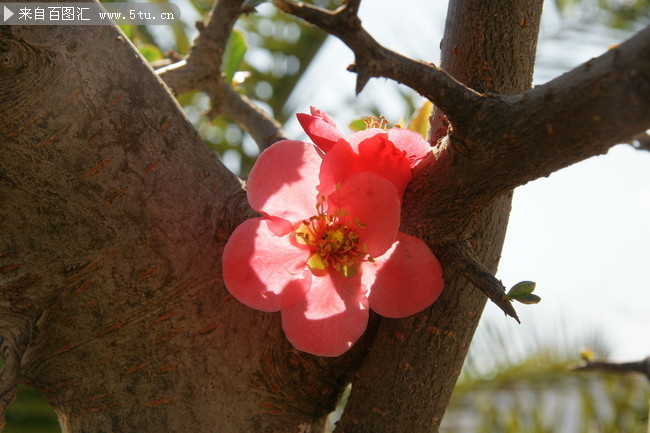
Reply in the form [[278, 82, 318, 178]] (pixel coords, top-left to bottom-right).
[[1, 23, 355, 432], [476, 26, 650, 195], [408, 26, 650, 240]]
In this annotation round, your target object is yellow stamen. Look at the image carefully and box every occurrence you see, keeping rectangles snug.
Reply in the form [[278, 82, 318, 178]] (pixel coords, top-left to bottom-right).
[[364, 115, 390, 130], [307, 253, 327, 271], [296, 201, 373, 278]]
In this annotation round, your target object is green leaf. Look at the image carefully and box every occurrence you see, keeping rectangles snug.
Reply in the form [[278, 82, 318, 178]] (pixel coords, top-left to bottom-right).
[[514, 293, 541, 305], [138, 44, 163, 62], [506, 281, 536, 299], [223, 30, 248, 85], [171, 23, 191, 55], [348, 118, 366, 132]]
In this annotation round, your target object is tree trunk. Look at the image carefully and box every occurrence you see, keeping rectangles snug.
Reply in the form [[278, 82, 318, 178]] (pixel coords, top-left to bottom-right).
[[0, 0, 557, 431], [0, 24, 361, 432], [337, 0, 542, 431]]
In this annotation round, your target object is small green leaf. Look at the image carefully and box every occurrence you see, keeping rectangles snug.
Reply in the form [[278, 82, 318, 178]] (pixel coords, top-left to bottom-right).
[[222, 30, 247, 84], [514, 293, 541, 305], [138, 44, 163, 62], [506, 280, 536, 299], [171, 22, 191, 55], [349, 118, 366, 132]]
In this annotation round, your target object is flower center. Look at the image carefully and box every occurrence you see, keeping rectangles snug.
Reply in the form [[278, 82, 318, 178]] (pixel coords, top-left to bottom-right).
[[364, 114, 395, 130], [296, 197, 371, 278]]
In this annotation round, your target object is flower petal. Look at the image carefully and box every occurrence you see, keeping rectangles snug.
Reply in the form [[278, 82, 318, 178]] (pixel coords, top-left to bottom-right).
[[222, 217, 311, 312], [364, 232, 444, 318], [328, 172, 400, 257], [310, 106, 337, 127], [296, 108, 344, 152], [356, 134, 411, 198], [319, 133, 412, 200], [387, 128, 431, 168], [346, 128, 385, 151], [317, 139, 356, 197], [281, 272, 369, 356], [247, 140, 322, 223]]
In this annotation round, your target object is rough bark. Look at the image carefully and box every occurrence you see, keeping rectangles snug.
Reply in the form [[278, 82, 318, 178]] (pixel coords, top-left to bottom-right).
[[0, 24, 362, 432], [336, 0, 542, 431]]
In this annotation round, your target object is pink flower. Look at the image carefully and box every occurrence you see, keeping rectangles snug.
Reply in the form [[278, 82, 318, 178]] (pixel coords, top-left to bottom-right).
[[222, 115, 443, 357], [296, 107, 344, 152], [298, 106, 432, 199]]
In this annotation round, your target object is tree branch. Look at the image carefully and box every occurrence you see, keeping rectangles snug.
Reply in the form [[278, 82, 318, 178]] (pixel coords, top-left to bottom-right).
[[335, 0, 542, 429], [437, 242, 519, 322], [477, 26, 650, 192], [408, 26, 650, 240], [157, 0, 285, 151], [272, 0, 484, 128], [343, 0, 362, 16], [274, 1, 650, 241], [157, 0, 243, 95], [207, 82, 286, 150], [571, 357, 650, 380]]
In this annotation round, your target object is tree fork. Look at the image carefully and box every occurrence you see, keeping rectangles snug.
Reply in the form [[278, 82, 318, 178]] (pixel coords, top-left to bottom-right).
[[0, 21, 363, 433]]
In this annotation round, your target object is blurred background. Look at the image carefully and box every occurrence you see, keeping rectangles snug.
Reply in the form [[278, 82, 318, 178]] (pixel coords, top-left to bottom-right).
[[6, 0, 649, 431]]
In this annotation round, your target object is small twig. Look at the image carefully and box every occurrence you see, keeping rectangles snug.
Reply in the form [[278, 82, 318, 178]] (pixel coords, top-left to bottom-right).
[[571, 356, 650, 380], [158, 59, 285, 152], [157, 0, 244, 95], [156, 0, 285, 153], [437, 241, 520, 322], [208, 82, 286, 151], [572, 356, 650, 433], [631, 132, 650, 151]]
